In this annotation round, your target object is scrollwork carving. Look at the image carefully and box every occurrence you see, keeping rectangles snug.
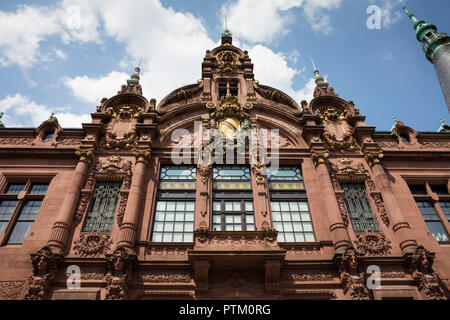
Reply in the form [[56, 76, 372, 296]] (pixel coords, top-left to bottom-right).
[[355, 230, 392, 256], [73, 230, 112, 257]]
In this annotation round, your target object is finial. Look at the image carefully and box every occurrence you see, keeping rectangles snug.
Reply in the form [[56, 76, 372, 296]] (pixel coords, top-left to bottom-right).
[[49, 112, 55, 120], [311, 58, 328, 88], [391, 116, 399, 132], [0, 112, 4, 128], [438, 117, 450, 133], [127, 63, 141, 86]]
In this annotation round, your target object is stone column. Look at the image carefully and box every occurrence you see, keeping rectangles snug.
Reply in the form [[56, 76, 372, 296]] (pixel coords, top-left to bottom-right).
[[48, 149, 94, 253], [365, 151, 417, 253], [311, 151, 352, 252], [116, 149, 151, 250]]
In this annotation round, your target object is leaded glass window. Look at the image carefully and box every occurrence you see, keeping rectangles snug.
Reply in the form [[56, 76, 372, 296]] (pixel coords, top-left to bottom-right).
[[83, 182, 122, 232], [213, 166, 252, 191], [7, 200, 42, 244], [266, 166, 305, 191], [417, 201, 449, 242], [212, 200, 255, 231], [159, 166, 197, 191], [271, 201, 315, 242], [152, 201, 195, 242], [341, 183, 380, 232]]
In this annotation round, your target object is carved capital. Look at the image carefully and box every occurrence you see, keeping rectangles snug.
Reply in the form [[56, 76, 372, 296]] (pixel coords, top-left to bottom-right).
[[75, 148, 95, 164], [133, 148, 151, 164], [365, 150, 383, 167], [311, 150, 329, 167]]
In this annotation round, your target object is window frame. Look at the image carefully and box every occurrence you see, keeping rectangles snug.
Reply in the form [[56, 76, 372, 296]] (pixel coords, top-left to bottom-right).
[[0, 178, 51, 246], [407, 180, 450, 244], [267, 166, 316, 243], [150, 165, 197, 244]]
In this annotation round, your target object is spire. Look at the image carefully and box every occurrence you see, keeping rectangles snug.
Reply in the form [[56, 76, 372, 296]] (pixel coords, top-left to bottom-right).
[[221, 16, 232, 45], [403, 6, 420, 26], [311, 58, 329, 88], [118, 63, 143, 95], [438, 117, 450, 133]]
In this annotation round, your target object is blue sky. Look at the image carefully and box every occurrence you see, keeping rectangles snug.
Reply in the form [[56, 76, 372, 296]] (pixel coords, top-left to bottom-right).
[[0, 0, 449, 131]]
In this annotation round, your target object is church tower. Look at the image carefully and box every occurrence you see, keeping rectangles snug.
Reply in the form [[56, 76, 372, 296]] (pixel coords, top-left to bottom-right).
[[403, 7, 450, 112]]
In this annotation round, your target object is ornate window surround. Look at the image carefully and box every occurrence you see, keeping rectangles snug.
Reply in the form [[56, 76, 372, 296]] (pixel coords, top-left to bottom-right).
[[329, 159, 390, 230]]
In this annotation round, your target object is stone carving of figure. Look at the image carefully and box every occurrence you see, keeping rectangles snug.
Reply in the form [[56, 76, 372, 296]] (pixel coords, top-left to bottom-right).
[[408, 246, 447, 300], [338, 248, 369, 300], [25, 246, 57, 300], [104, 247, 134, 300]]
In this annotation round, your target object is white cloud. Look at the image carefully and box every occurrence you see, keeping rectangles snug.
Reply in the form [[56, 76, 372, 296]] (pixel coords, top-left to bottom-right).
[[54, 48, 67, 60], [221, 0, 301, 43], [0, 94, 90, 128], [248, 45, 316, 103], [63, 71, 129, 104], [0, 5, 61, 68], [369, 0, 405, 28], [302, 0, 343, 34]]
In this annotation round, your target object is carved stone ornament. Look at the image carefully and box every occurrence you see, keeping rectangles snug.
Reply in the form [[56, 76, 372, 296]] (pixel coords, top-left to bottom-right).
[[365, 150, 384, 167], [251, 162, 267, 184], [316, 106, 348, 123], [254, 81, 300, 110], [75, 148, 95, 164], [323, 131, 359, 152], [197, 163, 212, 183], [24, 246, 58, 300], [407, 246, 448, 300], [158, 82, 204, 109], [101, 129, 138, 150], [116, 193, 129, 227], [105, 247, 135, 300], [96, 156, 132, 177], [355, 230, 392, 256], [262, 228, 278, 242], [74, 191, 90, 226], [105, 104, 143, 120], [336, 248, 370, 300], [216, 50, 238, 75], [311, 150, 330, 167], [329, 159, 367, 181], [73, 230, 113, 257], [371, 193, 390, 227]]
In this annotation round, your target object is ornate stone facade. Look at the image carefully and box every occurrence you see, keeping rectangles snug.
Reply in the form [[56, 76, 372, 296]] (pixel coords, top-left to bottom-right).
[[0, 30, 449, 301]]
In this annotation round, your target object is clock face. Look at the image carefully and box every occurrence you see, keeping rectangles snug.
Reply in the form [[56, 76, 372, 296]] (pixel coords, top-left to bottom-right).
[[218, 117, 241, 138]]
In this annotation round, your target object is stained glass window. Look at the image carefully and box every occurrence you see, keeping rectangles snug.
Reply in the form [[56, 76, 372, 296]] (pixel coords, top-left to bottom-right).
[[159, 166, 197, 191], [341, 183, 380, 232], [82, 182, 122, 232], [266, 166, 305, 191]]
